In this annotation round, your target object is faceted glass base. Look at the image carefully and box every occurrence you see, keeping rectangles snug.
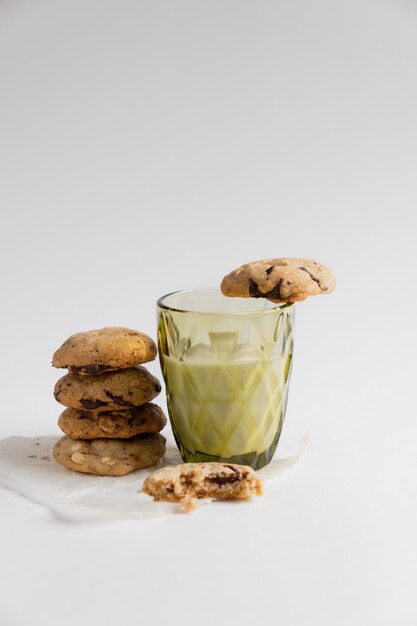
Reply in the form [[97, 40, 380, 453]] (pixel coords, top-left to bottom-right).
[[170, 416, 284, 470]]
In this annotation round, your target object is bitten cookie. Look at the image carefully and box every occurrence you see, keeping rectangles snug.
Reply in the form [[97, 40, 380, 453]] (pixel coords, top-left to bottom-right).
[[142, 462, 263, 509], [58, 403, 167, 439], [221, 258, 336, 303], [53, 433, 166, 476], [52, 327, 157, 375], [54, 366, 161, 412]]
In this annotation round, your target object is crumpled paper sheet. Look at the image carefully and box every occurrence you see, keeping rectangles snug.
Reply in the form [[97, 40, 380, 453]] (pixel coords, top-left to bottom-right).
[[0, 432, 308, 522]]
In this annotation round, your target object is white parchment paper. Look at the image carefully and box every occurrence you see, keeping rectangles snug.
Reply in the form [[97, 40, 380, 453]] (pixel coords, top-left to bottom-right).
[[0, 432, 308, 522]]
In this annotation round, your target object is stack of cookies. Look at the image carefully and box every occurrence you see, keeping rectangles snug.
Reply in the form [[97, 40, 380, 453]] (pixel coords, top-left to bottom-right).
[[51, 327, 166, 476]]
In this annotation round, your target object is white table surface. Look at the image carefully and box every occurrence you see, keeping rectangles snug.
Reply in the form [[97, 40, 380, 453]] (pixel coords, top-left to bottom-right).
[[1, 1, 416, 624]]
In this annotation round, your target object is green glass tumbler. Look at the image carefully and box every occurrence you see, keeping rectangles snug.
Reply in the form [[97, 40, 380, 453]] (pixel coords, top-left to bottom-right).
[[157, 288, 294, 470]]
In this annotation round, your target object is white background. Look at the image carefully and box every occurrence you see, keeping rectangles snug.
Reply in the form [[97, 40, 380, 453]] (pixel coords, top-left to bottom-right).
[[1, 0, 417, 624]]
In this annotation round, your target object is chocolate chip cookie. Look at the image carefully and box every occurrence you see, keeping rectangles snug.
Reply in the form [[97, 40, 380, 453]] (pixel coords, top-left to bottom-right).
[[54, 366, 161, 412], [221, 258, 336, 303], [142, 462, 263, 509], [53, 433, 166, 476], [52, 327, 157, 375], [58, 403, 167, 439]]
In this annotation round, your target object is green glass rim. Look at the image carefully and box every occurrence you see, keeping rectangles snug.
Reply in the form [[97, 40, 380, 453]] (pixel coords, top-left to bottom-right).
[[157, 287, 294, 317]]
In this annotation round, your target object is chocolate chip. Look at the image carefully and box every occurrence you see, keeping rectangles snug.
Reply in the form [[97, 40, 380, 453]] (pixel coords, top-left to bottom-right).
[[299, 266, 324, 289], [249, 278, 283, 300], [181, 475, 194, 486], [266, 266, 275, 275], [80, 398, 108, 410], [104, 391, 135, 408], [207, 473, 243, 485], [265, 279, 283, 300], [206, 465, 243, 485], [248, 279, 263, 298], [128, 417, 146, 427]]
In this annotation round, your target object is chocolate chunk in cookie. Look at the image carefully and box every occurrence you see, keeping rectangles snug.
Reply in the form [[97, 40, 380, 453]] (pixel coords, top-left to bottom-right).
[[221, 258, 336, 303], [53, 433, 166, 476], [142, 462, 263, 510], [54, 366, 161, 412], [57, 403, 167, 439], [52, 327, 157, 374]]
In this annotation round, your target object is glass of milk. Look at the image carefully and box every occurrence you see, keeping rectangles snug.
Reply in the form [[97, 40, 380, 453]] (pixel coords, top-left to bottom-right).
[[157, 288, 294, 470]]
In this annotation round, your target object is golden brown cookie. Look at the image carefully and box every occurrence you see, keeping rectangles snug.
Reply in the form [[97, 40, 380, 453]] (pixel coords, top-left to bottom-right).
[[221, 258, 336, 303], [54, 366, 161, 412], [52, 327, 157, 375], [57, 403, 167, 439], [142, 462, 262, 509], [53, 433, 166, 476]]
